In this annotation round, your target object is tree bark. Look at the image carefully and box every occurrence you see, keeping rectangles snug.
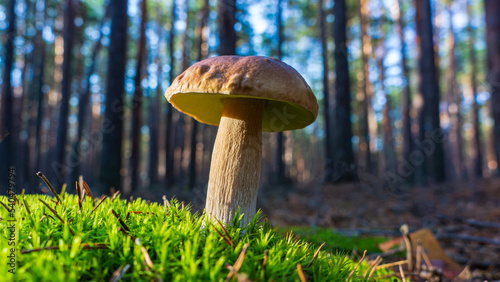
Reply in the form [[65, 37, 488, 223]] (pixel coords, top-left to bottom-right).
[[99, 0, 128, 192], [54, 0, 76, 186], [165, 0, 176, 187], [130, 0, 147, 191], [319, 0, 333, 182], [358, 0, 374, 172], [332, 0, 356, 182], [218, 0, 237, 55], [274, 0, 286, 184], [394, 0, 414, 184], [445, 2, 464, 180], [148, 2, 163, 186], [188, 0, 210, 189], [415, 0, 446, 183], [0, 0, 17, 193], [485, 0, 500, 175], [72, 7, 107, 183], [467, 0, 483, 178]]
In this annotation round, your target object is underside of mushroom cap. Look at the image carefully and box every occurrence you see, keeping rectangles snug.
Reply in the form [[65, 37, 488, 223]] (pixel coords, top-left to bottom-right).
[[165, 56, 318, 132]]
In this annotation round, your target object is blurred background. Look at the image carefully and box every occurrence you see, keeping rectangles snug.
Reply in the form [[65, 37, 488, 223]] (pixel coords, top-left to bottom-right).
[[0, 0, 499, 198]]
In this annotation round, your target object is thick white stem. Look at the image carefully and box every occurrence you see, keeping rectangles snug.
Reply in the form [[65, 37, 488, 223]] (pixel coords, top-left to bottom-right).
[[205, 98, 265, 225]]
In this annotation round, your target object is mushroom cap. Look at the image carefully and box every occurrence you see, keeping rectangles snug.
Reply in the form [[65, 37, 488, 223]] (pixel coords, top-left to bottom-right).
[[165, 56, 318, 132]]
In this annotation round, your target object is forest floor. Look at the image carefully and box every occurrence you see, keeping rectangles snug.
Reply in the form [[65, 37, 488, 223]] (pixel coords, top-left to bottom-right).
[[259, 177, 500, 280]]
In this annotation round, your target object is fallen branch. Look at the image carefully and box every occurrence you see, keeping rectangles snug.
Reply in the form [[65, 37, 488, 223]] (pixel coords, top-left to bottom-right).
[[435, 233, 500, 246], [21, 243, 108, 254]]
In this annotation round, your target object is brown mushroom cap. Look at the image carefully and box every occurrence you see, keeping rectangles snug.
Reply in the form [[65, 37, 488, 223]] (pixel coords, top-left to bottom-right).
[[165, 56, 318, 132]]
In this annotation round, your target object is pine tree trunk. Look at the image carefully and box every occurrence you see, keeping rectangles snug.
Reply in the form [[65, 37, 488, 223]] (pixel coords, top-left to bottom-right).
[[395, 0, 414, 184], [319, 0, 333, 182], [467, 0, 483, 178], [358, 0, 374, 172], [445, 3, 464, 180], [72, 7, 106, 183], [415, 0, 446, 183], [99, 0, 128, 192], [0, 0, 17, 193], [54, 0, 76, 186], [218, 0, 237, 55], [148, 3, 163, 186], [130, 0, 147, 191], [485, 0, 500, 175], [165, 0, 176, 187], [332, 0, 356, 182]]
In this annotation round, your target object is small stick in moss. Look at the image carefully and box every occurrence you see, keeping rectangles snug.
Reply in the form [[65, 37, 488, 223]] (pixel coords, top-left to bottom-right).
[[111, 190, 120, 201], [225, 244, 249, 281], [297, 264, 307, 282], [347, 250, 367, 282], [23, 199, 31, 215], [82, 180, 94, 206], [399, 264, 407, 282], [21, 243, 109, 254], [36, 172, 62, 203], [162, 195, 171, 209], [375, 260, 408, 270], [262, 249, 269, 278], [75, 181, 83, 211], [366, 256, 383, 280], [307, 242, 325, 268], [90, 195, 107, 215], [0, 201, 12, 212], [111, 209, 130, 231], [215, 217, 234, 247], [38, 199, 75, 235], [110, 264, 130, 282]]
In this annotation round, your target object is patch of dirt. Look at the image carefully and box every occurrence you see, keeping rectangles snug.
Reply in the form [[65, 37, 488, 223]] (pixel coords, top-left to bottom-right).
[[260, 177, 500, 278]]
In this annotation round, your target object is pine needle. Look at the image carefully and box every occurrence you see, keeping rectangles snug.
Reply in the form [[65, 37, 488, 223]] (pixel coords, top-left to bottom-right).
[[347, 250, 367, 282], [36, 172, 62, 203]]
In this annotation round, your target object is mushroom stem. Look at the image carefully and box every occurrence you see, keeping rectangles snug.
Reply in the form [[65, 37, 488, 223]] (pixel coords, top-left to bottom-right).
[[205, 98, 265, 225]]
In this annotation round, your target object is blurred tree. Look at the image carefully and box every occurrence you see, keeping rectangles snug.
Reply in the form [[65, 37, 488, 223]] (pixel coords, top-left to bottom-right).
[[130, 0, 147, 191], [0, 0, 17, 193], [218, 0, 237, 55], [394, 0, 413, 184], [165, 0, 176, 188], [54, 0, 77, 186], [467, 0, 483, 178], [274, 0, 286, 185], [319, 0, 333, 182], [485, 0, 500, 175], [445, 1, 464, 180], [72, 5, 107, 184], [188, 0, 210, 189], [148, 1, 163, 186], [332, 0, 357, 182], [358, 0, 375, 172], [415, 0, 446, 183], [99, 0, 128, 192]]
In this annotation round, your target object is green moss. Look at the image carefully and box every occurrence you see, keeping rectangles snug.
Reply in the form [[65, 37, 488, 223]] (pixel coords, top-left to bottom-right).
[[0, 193, 398, 281]]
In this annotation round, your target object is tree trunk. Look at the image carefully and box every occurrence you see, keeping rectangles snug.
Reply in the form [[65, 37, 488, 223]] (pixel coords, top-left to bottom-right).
[[332, 0, 356, 182], [274, 0, 286, 184], [445, 2, 464, 180], [188, 0, 209, 189], [358, 0, 374, 172], [165, 0, 176, 187], [130, 0, 147, 192], [99, 0, 128, 192], [72, 7, 107, 183], [394, 0, 414, 184], [218, 0, 237, 55], [148, 2, 163, 186], [54, 0, 76, 186], [0, 0, 17, 193], [485, 0, 500, 175], [319, 0, 333, 182], [467, 0, 483, 178], [415, 0, 445, 183]]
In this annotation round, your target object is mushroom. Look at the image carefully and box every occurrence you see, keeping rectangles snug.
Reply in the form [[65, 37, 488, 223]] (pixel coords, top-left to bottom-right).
[[165, 56, 318, 225]]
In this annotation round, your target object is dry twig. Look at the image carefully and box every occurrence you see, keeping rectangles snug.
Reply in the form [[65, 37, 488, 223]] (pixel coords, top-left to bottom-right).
[[347, 250, 367, 281]]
